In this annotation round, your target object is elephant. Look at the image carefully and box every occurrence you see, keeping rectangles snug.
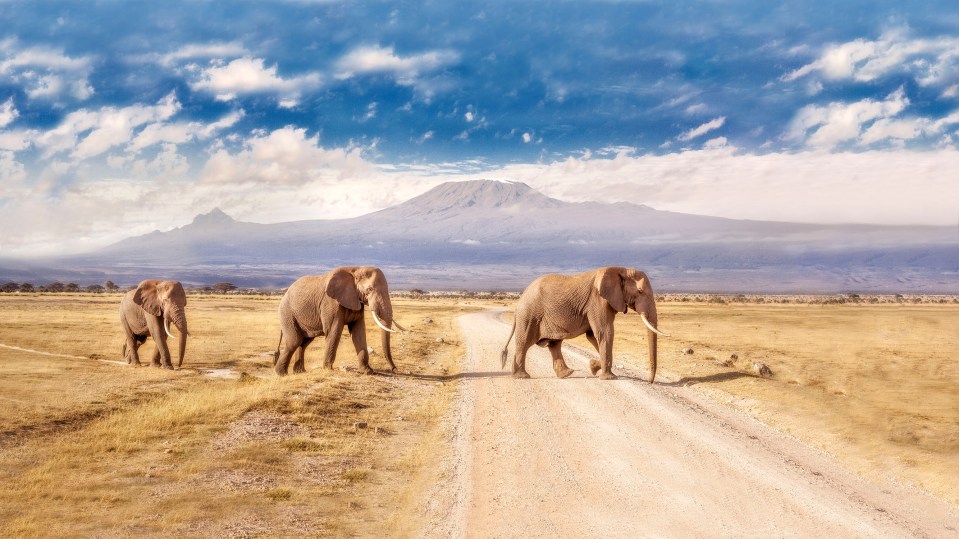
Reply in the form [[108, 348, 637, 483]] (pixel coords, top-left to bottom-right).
[[120, 279, 189, 369], [273, 266, 406, 376], [501, 267, 668, 381]]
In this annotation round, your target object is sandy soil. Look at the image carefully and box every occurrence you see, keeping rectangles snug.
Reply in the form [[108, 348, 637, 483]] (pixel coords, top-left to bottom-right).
[[423, 309, 959, 538]]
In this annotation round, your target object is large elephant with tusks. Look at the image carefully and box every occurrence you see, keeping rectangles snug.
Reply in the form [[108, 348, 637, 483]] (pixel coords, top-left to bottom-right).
[[502, 267, 669, 381], [273, 266, 406, 375], [120, 279, 189, 369]]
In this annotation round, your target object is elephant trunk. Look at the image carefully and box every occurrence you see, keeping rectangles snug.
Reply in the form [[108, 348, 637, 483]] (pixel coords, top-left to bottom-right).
[[372, 295, 397, 372], [648, 330, 657, 384], [169, 309, 188, 369], [636, 302, 666, 383], [640, 304, 660, 384], [381, 329, 395, 372]]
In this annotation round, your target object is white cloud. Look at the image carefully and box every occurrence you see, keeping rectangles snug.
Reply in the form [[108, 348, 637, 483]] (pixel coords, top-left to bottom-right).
[[783, 29, 959, 88], [127, 109, 243, 153], [465, 111, 474, 122], [0, 150, 26, 185], [522, 132, 532, 143], [678, 117, 726, 141], [26, 92, 182, 164], [156, 41, 248, 66], [787, 87, 911, 148], [0, 40, 95, 102], [0, 97, 19, 128], [359, 102, 378, 122], [6, 142, 959, 256], [483, 148, 959, 226], [200, 126, 374, 186], [0, 129, 34, 151], [703, 137, 728, 150], [190, 57, 321, 103], [334, 45, 459, 99], [335, 45, 458, 80]]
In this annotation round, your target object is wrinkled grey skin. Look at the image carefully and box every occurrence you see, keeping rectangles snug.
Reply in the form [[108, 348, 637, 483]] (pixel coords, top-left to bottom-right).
[[501, 267, 662, 382], [120, 280, 189, 369], [273, 266, 398, 376]]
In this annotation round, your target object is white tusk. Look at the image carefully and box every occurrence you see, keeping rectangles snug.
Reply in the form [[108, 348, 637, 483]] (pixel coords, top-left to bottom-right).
[[371, 309, 398, 333], [641, 312, 670, 337], [392, 320, 409, 332], [164, 318, 175, 339]]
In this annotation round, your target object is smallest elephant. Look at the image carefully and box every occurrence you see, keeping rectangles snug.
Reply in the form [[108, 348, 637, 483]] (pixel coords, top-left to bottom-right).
[[120, 280, 189, 369]]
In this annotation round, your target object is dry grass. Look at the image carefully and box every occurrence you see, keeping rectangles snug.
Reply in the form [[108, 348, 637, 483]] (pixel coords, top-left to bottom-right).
[[599, 301, 959, 504], [0, 293, 476, 537], [3, 292, 956, 536]]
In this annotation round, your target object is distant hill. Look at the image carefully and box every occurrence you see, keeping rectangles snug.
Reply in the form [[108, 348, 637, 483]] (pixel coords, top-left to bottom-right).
[[2, 180, 957, 292]]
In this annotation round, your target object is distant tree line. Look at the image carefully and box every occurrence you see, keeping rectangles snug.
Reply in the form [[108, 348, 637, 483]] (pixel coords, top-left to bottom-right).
[[2, 281, 956, 303], [0, 280, 281, 296], [0, 280, 123, 293]]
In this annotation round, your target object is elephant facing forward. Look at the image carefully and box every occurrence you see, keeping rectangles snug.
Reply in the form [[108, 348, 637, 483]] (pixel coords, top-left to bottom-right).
[[273, 266, 406, 376], [502, 267, 668, 381], [120, 280, 189, 369]]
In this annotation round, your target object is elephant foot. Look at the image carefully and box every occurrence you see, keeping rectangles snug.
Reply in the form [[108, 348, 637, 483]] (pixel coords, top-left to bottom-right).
[[555, 367, 575, 379], [162, 364, 174, 370], [599, 371, 619, 380], [292, 366, 306, 374], [360, 366, 375, 375], [512, 370, 531, 379], [274, 366, 288, 376], [589, 360, 601, 376]]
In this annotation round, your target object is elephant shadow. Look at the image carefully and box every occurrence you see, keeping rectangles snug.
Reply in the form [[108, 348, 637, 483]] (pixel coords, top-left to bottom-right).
[[660, 371, 761, 387], [387, 370, 513, 382]]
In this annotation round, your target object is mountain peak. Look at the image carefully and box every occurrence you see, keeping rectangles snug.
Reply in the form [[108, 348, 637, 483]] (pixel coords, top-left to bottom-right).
[[388, 180, 562, 217], [190, 207, 235, 227]]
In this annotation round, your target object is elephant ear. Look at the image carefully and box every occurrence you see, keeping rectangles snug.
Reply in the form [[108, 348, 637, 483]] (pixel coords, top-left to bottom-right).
[[133, 280, 163, 317], [165, 281, 187, 306], [596, 268, 627, 314], [326, 269, 362, 311]]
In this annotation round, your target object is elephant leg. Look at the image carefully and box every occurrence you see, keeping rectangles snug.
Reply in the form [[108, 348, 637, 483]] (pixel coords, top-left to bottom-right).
[[348, 319, 373, 375], [547, 341, 574, 379], [511, 319, 541, 379], [127, 335, 146, 366], [146, 316, 173, 369], [151, 345, 161, 367], [274, 331, 302, 376], [585, 331, 602, 375], [322, 320, 345, 369], [596, 331, 617, 380], [512, 333, 532, 379], [292, 337, 313, 374]]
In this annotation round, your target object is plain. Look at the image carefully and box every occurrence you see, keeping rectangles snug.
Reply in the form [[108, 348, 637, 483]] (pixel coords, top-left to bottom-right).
[[0, 293, 956, 536]]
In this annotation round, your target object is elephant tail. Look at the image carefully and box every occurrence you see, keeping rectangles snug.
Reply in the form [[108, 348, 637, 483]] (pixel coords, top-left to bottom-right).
[[500, 319, 516, 369], [121, 342, 127, 359], [272, 332, 282, 366]]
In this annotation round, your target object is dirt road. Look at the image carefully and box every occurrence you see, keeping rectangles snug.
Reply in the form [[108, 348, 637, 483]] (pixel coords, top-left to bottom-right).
[[423, 309, 958, 538]]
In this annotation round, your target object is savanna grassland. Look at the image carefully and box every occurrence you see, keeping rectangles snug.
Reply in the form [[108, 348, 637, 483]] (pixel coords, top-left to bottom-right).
[[0, 293, 480, 537], [1, 293, 957, 537], [590, 300, 959, 505]]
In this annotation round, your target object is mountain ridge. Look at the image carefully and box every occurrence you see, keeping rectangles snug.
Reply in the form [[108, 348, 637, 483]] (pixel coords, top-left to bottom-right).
[[4, 179, 957, 292]]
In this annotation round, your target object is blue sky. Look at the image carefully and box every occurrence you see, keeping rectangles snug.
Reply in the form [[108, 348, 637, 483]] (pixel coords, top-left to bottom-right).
[[2, 1, 958, 255]]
